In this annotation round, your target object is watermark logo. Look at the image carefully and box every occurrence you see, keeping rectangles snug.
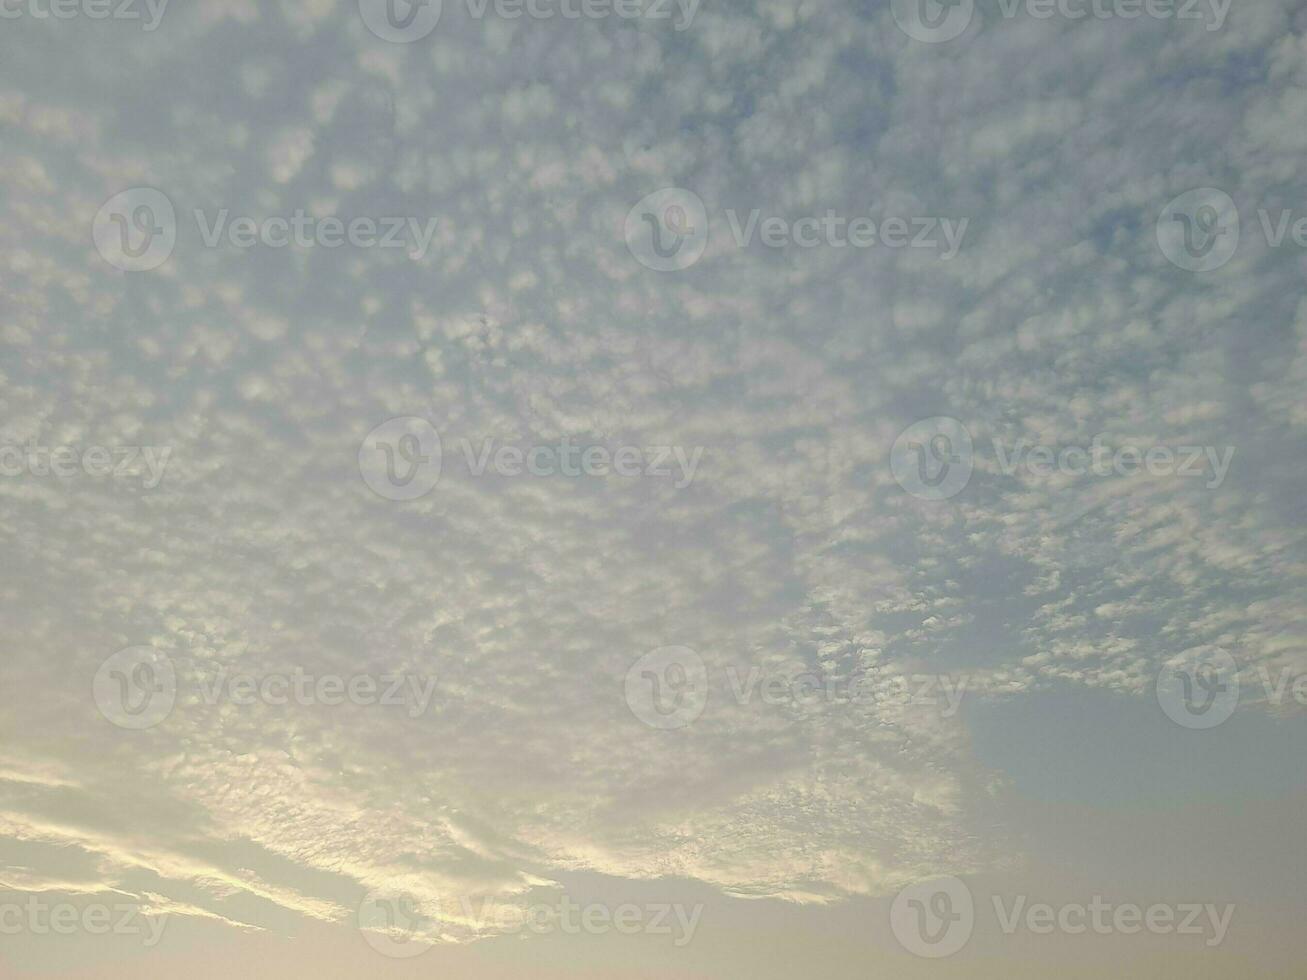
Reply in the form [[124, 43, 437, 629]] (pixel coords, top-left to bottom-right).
[[453, 437, 701, 487], [1158, 189, 1307, 271], [624, 646, 708, 730], [1254, 664, 1307, 713], [195, 667, 437, 717], [622, 653, 972, 731], [358, 889, 435, 958], [0, 897, 167, 947], [724, 668, 968, 716], [97, 650, 438, 726], [992, 895, 1233, 945], [994, 0, 1230, 30], [723, 209, 968, 258], [1158, 653, 1307, 728], [625, 654, 970, 729], [360, 422, 704, 500], [475, 0, 699, 27], [891, 417, 974, 501], [625, 192, 967, 270], [461, 895, 703, 945], [94, 191, 440, 269], [92, 187, 176, 272], [0, 441, 172, 489], [894, 420, 1237, 501], [357, 891, 703, 954], [360, 0, 697, 39], [894, 0, 1230, 42], [1157, 649, 1240, 729], [358, 0, 442, 41], [993, 435, 1235, 489], [891, 879, 1232, 954], [890, 877, 974, 957], [192, 210, 438, 258], [0, 0, 170, 30], [624, 188, 709, 272], [93, 646, 177, 730], [1157, 188, 1240, 272], [891, 0, 975, 43], [359, 418, 443, 501], [1254, 207, 1307, 252]]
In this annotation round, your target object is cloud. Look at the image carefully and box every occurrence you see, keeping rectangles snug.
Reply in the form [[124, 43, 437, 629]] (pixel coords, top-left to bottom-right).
[[0, 0, 1303, 948]]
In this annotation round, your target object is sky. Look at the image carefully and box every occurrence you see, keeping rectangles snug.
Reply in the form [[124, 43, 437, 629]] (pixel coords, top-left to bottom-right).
[[0, 0, 1305, 976]]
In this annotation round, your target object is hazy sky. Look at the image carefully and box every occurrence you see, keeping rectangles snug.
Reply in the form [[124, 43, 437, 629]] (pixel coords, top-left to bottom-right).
[[1, 0, 1305, 977]]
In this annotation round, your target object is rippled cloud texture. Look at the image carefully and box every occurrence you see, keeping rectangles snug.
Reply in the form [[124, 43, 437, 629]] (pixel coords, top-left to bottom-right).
[[1, 0, 1305, 976]]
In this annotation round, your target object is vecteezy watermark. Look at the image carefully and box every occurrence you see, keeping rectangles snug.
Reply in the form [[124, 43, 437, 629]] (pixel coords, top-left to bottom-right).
[[464, 895, 703, 946], [891, 0, 1228, 43], [0, 897, 167, 947], [357, 0, 443, 42], [723, 209, 968, 258], [195, 667, 436, 718], [890, 877, 975, 957], [1158, 187, 1307, 272], [1156, 189, 1240, 272], [192, 210, 439, 259], [1157, 650, 1307, 729], [358, 418, 443, 501], [94, 647, 436, 729], [0, 0, 170, 30], [358, 889, 435, 959], [623, 188, 968, 272], [358, 417, 703, 501], [891, 0, 973, 42], [724, 666, 969, 716], [93, 647, 177, 730], [624, 189, 710, 272], [358, 889, 702, 957], [0, 440, 172, 489], [890, 417, 975, 501], [357, 0, 699, 43], [1157, 649, 1240, 729], [993, 0, 1230, 30], [92, 188, 439, 271], [891, 418, 1236, 501], [991, 895, 1233, 947], [992, 435, 1235, 489], [890, 878, 1234, 957], [623, 646, 709, 729], [623, 647, 969, 730], [92, 188, 176, 272]]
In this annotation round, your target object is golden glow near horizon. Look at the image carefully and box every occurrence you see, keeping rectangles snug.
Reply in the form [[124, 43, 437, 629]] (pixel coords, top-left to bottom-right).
[[0, 1, 1304, 977]]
